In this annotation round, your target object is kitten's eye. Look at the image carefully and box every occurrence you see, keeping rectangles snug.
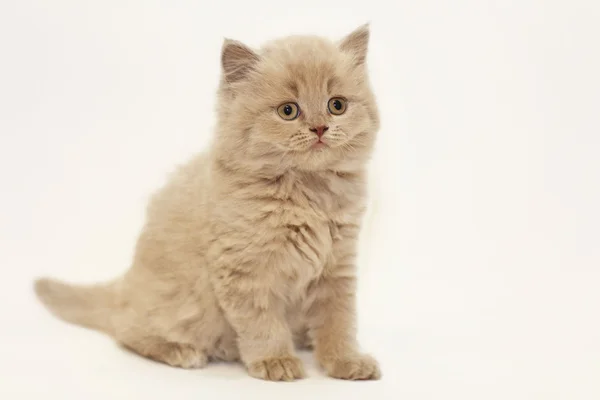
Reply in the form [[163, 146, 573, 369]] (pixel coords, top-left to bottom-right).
[[328, 97, 347, 115], [277, 102, 300, 120]]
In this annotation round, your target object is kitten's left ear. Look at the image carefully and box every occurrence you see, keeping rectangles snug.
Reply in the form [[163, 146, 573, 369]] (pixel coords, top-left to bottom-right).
[[339, 24, 370, 67], [221, 39, 260, 83]]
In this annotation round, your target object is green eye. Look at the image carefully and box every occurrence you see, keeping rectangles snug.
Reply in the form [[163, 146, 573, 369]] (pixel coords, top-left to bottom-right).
[[328, 97, 347, 115], [277, 102, 300, 120]]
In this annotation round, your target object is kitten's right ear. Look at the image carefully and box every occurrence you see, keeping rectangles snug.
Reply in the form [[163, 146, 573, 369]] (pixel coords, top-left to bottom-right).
[[339, 24, 370, 67], [221, 39, 260, 83]]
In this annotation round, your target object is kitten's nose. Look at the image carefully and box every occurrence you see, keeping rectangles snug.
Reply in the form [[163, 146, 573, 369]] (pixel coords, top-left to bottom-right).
[[309, 125, 329, 137]]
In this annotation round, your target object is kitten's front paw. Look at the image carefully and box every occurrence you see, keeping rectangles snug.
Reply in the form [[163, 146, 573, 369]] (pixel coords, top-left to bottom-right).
[[322, 353, 381, 380], [247, 355, 305, 381]]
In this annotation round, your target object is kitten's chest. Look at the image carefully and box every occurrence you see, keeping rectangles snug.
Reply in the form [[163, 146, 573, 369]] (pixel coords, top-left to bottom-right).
[[276, 170, 357, 221], [272, 172, 361, 279]]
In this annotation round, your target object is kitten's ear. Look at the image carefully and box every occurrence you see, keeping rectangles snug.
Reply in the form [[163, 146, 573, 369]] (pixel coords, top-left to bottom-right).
[[339, 24, 370, 66], [221, 39, 260, 83]]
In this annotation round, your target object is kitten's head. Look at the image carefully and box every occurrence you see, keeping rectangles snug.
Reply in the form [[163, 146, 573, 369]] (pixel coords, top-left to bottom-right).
[[215, 25, 379, 174]]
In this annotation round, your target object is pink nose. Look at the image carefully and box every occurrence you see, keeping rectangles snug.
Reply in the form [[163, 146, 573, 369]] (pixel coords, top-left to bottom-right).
[[309, 125, 329, 137]]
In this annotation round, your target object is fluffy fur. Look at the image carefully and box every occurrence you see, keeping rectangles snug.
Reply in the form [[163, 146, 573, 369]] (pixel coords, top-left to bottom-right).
[[35, 24, 381, 381]]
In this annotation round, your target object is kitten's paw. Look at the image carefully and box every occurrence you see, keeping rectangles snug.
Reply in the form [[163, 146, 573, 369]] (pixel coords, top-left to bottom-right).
[[322, 353, 381, 380], [162, 344, 208, 369], [247, 355, 305, 381]]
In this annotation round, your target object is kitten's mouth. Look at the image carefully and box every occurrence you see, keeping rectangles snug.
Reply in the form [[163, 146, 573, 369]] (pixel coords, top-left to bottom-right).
[[311, 140, 328, 150]]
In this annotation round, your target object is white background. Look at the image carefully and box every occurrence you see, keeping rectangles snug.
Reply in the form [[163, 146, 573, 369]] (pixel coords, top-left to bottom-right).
[[1, 1, 599, 399]]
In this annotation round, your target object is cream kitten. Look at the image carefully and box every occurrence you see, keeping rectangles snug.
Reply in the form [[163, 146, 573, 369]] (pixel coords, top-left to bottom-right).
[[35, 24, 381, 381]]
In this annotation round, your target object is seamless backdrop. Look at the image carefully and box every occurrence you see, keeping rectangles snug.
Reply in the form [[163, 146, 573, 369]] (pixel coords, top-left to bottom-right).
[[0, 1, 599, 399]]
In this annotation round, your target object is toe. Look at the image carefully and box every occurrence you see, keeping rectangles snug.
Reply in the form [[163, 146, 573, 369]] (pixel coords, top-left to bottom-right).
[[248, 356, 305, 381]]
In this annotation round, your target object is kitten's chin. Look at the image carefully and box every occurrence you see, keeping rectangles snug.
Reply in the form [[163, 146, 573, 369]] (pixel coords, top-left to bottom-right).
[[294, 139, 334, 152], [242, 139, 366, 173], [310, 141, 328, 150]]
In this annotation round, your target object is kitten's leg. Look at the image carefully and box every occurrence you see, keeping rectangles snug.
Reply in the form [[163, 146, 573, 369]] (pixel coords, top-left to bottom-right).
[[293, 326, 313, 351], [118, 332, 208, 369], [211, 264, 305, 381], [288, 303, 313, 350], [307, 224, 381, 380], [211, 329, 241, 362]]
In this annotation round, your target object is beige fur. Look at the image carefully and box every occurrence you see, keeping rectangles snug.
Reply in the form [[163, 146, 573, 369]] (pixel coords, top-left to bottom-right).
[[34, 24, 381, 381]]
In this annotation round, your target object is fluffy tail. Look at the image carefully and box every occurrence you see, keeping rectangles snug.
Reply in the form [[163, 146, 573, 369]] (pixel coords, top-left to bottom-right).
[[34, 278, 118, 335]]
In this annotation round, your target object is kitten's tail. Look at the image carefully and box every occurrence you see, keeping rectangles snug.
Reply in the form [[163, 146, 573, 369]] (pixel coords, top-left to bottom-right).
[[34, 278, 118, 335]]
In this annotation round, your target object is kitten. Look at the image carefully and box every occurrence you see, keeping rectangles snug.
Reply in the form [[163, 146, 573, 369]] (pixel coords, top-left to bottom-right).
[[34, 24, 381, 381]]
